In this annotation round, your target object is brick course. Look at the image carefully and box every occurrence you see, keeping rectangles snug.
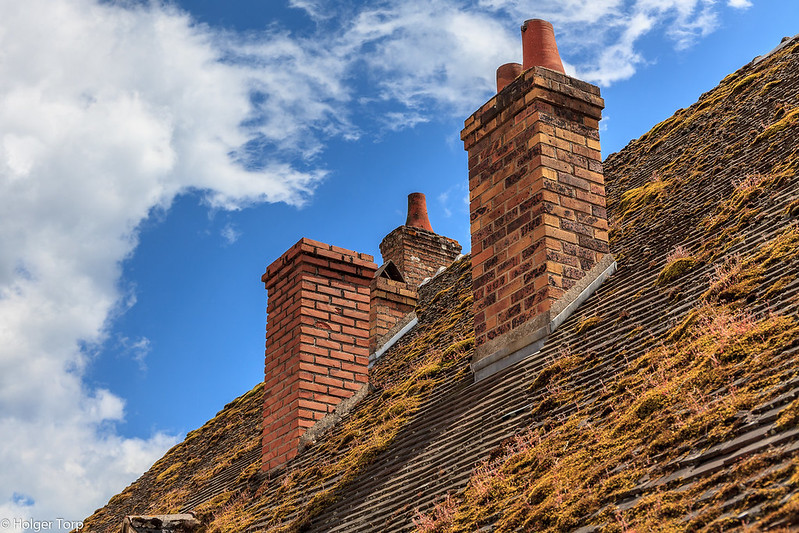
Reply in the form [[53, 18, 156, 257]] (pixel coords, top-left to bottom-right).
[[379, 226, 461, 287], [261, 238, 377, 471], [369, 275, 417, 352], [462, 66, 608, 353]]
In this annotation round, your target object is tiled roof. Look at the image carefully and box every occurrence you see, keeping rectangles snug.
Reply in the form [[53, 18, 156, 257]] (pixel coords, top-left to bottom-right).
[[82, 35, 799, 532]]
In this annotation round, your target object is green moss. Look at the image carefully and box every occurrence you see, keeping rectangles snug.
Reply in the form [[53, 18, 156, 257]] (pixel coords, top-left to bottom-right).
[[704, 228, 799, 303], [656, 257, 697, 285], [155, 462, 183, 482], [666, 309, 700, 343], [759, 79, 783, 96], [775, 398, 799, 431], [730, 72, 759, 95], [634, 391, 667, 419], [442, 337, 474, 359], [574, 315, 602, 335], [754, 107, 799, 143], [530, 353, 584, 391], [615, 180, 667, 220], [764, 275, 797, 300], [418, 305, 799, 531], [208, 259, 479, 533]]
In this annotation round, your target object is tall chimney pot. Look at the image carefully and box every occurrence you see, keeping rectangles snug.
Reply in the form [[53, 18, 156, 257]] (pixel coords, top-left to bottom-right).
[[521, 19, 565, 73], [496, 62, 523, 92], [405, 192, 434, 232]]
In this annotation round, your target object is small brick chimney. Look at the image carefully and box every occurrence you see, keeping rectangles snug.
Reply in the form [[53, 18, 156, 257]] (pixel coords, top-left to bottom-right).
[[369, 262, 417, 353], [261, 238, 377, 471], [380, 193, 462, 287], [462, 19, 615, 380]]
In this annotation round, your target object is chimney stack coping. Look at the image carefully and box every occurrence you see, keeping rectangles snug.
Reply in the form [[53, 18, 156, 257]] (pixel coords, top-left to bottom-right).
[[462, 67, 604, 148], [262, 237, 376, 284]]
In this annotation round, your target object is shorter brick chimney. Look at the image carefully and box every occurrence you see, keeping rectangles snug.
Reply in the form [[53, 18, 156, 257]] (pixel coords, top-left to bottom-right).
[[369, 262, 417, 353], [261, 238, 377, 471], [463, 20, 616, 381], [380, 193, 462, 287]]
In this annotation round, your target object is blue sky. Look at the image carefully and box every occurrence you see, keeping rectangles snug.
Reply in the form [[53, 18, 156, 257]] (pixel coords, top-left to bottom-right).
[[0, 0, 798, 528]]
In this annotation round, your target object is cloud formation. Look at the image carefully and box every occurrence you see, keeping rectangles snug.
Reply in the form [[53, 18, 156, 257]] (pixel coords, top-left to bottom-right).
[[0, 0, 750, 527], [0, 0, 336, 527]]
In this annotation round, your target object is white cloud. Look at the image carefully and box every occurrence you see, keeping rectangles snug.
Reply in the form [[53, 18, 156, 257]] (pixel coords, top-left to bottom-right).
[[343, 3, 517, 114], [288, 0, 334, 21], [437, 182, 469, 219], [118, 336, 152, 371], [383, 112, 430, 131], [0, 0, 752, 527], [446, 0, 732, 84], [728, 0, 752, 8], [221, 223, 242, 245], [0, 0, 348, 527], [438, 191, 453, 218]]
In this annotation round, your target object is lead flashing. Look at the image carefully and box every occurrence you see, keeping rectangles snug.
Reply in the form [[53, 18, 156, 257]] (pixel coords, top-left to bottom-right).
[[472, 255, 617, 382], [369, 313, 419, 368]]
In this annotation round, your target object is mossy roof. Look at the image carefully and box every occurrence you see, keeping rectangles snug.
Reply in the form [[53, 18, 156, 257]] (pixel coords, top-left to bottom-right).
[[82, 34, 799, 532]]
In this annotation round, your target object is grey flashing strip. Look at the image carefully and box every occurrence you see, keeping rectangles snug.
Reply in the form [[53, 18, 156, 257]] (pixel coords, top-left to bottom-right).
[[299, 382, 373, 448], [472, 256, 617, 383], [753, 33, 798, 64], [473, 336, 548, 382], [550, 258, 618, 332], [369, 315, 419, 368]]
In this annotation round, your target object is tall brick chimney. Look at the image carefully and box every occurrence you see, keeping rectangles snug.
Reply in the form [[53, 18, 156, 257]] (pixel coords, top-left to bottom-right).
[[261, 238, 377, 471], [380, 193, 462, 287], [462, 19, 616, 380]]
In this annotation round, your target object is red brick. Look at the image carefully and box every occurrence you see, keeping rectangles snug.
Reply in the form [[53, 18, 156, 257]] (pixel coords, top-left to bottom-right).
[[261, 238, 376, 472], [464, 68, 607, 353]]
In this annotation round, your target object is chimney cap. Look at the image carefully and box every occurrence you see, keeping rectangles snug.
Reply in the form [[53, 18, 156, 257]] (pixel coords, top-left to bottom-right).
[[521, 18, 565, 74], [406, 192, 433, 232], [496, 62, 523, 92]]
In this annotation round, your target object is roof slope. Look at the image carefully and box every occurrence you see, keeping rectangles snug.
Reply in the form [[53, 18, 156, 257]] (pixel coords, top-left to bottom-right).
[[83, 35, 799, 532], [80, 382, 264, 532]]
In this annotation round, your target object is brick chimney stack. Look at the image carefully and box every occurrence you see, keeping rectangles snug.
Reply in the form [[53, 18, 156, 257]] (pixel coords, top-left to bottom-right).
[[379, 193, 462, 287], [368, 262, 417, 353], [261, 238, 377, 471], [463, 20, 615, 380]]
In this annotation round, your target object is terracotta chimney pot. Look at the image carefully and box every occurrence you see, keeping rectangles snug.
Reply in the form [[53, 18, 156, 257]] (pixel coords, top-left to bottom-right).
[[406, 192, 433, 232], [496, 62, 523, 92], [521, 19, 565, 73]]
